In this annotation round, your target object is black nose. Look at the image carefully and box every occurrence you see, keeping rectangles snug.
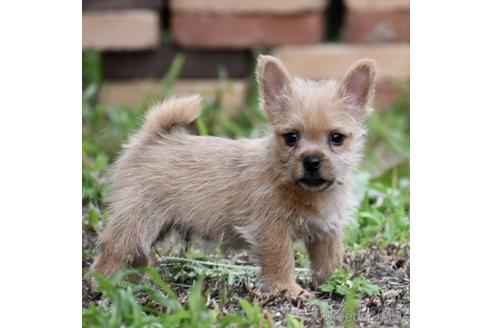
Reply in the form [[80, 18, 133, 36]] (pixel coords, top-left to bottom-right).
[[303, 155, 321, 172]]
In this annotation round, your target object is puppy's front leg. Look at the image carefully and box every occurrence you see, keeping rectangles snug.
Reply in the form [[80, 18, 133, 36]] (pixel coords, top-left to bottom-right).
[[255, 224, 309, 299], [307, 230, 344, 286]]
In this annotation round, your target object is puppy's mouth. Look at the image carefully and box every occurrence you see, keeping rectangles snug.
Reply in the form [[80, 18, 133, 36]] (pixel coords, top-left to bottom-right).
[[298, 177, 334, 192]]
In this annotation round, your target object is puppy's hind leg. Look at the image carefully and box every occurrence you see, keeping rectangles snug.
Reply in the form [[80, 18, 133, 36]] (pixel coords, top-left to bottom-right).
[[93, 215, 173, 276], [91, 220, 141, 278]]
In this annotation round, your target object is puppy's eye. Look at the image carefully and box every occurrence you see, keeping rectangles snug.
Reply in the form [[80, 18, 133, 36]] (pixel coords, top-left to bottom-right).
[[329, 132, 345, 146], [283, 132, 299, 146]]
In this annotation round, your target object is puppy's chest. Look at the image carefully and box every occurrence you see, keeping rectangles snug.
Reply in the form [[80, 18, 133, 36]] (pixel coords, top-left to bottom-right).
[[293, 209, 343, 242]]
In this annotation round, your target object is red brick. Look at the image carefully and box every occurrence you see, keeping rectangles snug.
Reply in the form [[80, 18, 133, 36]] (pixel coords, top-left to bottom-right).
[[345, 0, 409, 12], [172, 12, 324, 49], [170, 0, 327, 14], [344, 10, 410, 43], [98, 79, 249, 109], [376, 80, 408, 109], [272, 44, 409, 81], [83, 10, 160, 50]]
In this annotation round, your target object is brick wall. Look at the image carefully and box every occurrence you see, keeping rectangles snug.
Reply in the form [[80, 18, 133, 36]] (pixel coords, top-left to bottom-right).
[[83, 0, 409, 110]]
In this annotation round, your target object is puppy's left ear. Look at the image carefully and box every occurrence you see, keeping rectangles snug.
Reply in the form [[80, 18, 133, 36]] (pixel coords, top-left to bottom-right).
[[340, 59, 377, 120]]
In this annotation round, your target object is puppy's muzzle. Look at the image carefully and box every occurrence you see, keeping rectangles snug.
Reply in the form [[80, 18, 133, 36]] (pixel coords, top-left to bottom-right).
[[299, 155, 334, 191]]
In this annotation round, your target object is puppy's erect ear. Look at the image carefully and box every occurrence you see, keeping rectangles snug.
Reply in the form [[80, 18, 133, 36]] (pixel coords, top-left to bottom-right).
[[340, 59, 377, 120], [256, 55, 292, 122]]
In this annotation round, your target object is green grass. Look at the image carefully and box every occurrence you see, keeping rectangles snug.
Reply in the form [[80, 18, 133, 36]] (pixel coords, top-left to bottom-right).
[[318, 269, 380, 298], [82, 51, 409, 327], [346, 163, 410, 251], [84, 268, 278, 328]]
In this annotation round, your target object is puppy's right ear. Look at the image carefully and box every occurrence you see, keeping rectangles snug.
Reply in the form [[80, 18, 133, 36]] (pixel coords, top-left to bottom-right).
[[256, 55, 292, 122]]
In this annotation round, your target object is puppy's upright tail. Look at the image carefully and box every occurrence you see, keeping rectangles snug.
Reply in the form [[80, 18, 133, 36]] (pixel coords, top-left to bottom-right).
[[143, 95, 203, 135]]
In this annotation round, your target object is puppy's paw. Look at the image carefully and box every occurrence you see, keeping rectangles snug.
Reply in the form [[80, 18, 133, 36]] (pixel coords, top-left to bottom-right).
[[262, 283, 312, 306], [295, 288, 313, 300], [279, 282, 313, 300]]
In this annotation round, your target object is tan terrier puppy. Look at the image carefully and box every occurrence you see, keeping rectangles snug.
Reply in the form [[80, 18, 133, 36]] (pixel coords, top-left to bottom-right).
[[92, 55, 376, 298]]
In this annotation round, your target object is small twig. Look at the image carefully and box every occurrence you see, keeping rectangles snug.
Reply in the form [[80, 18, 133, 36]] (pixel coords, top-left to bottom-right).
[[160, 256, 309, 273], [170, 282, 193, 288]]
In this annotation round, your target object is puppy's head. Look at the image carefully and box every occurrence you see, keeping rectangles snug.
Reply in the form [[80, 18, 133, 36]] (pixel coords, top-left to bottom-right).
[[257, 55, 376, 192]]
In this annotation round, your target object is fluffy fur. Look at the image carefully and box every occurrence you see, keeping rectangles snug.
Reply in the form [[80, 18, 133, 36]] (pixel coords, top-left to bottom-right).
[[92, 55, 377, 298]]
